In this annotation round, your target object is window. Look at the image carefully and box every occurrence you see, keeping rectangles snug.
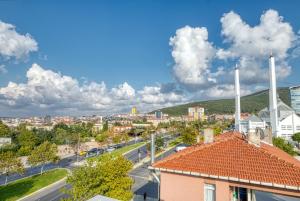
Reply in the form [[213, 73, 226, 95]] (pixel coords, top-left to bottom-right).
[[296, 126, 300, 131], [204, 184, 215, 201]]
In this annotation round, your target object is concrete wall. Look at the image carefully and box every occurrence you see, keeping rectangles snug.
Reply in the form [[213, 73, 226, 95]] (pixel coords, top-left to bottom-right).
[[160, 172, 230, 201]]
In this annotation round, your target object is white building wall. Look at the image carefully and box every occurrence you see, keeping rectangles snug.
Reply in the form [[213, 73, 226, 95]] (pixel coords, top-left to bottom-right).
[[278, 113, 300, 139]]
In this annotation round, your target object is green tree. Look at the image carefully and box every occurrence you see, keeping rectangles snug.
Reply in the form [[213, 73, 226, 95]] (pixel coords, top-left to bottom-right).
[[102, 121, 109, 132], [0, 121, 10, 137], [65, 155, 133, 201], [17, 128, 38, 156], [273, 137, 296, 156], [0, 151, 24, 185], [292, 132, 300, 148], [96, 132, 109, 143], [181, 127, 198, 145], [112, 135, 122, 144], [28, 141, 59, 174], [155, 136, 164, 151]]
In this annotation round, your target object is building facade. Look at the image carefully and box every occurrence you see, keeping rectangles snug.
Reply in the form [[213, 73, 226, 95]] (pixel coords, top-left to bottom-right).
[[151, 131, 300, 201], [290, 86, 300, 115], [188, 106, 205, 121]]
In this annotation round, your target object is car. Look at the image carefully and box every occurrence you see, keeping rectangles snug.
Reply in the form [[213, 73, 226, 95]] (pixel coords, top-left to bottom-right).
[[175, 144, 189, 152], [79, 150, 87, 156], [107, 147, 116, 152]]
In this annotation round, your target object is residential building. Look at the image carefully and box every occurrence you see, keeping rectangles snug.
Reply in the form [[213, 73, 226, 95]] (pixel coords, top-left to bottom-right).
[[258, 98, 300, 139], [150, 130, 300, 201], [240, 115, 266, 134], [290, 85, 300, 115], [188, 106, 205, 121]]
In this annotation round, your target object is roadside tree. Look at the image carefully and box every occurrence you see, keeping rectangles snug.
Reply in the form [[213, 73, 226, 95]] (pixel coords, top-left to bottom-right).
[[0, 151, 24, 185], [28, 141, 59, 174], [65, 154, 133, 201]]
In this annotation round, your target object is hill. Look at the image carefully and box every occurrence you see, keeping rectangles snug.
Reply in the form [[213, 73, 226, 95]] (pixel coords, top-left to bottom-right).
[[154, 87, 290, 116]]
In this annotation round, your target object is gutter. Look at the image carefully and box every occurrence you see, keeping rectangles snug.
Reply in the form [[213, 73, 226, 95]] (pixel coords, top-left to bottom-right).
[[149, 166, 300, 191]]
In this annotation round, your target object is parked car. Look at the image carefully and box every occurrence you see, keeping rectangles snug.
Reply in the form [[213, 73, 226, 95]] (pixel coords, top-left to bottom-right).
[[79, 150, 87, 156], [107, 146, 116, 152], [175, 144, 189, 152]]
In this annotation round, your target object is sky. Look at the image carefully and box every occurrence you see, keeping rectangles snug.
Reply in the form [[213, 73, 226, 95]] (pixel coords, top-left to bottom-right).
[[0, 0, 300, 116]]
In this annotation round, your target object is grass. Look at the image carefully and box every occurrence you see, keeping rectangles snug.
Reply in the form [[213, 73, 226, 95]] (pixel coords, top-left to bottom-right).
[[169, 137, 183, 147], [0, 168, 68, 201], [88, 142, 145, 161]]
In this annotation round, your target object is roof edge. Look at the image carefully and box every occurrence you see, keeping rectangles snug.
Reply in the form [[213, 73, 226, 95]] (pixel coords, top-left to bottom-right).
[[149, 166, 300, 191]]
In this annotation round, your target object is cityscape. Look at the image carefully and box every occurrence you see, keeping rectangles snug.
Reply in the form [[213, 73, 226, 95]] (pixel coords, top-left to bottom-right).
[[1, 1, 300, 201]]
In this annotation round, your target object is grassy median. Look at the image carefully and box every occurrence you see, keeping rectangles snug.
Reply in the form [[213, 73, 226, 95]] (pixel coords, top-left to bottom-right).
[[88, 142, 146, 162], [0, 168, 68, 201]]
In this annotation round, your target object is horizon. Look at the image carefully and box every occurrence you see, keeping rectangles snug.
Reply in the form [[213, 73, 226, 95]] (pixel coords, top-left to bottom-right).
[[1, 1, 300, 116]]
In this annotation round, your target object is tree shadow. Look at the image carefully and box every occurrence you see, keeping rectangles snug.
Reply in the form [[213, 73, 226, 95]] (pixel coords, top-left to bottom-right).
[[0, 179, 34, 201]]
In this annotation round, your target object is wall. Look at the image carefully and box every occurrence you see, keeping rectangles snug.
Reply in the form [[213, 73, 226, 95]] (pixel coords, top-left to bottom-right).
[[160, 172, 230, 201]]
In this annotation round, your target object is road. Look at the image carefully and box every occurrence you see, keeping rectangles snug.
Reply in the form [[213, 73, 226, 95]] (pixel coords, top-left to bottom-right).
[[17, 134, 178, 201], [0, 138, 144, 185]]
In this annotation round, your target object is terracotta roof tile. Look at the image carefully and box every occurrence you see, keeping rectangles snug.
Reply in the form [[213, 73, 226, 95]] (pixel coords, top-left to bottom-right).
[[153, 131, 300, 187]]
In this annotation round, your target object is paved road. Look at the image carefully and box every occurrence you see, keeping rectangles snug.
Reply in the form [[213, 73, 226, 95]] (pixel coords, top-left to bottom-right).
[[0, 138, 144, 185], [22, 134, 178, 201]]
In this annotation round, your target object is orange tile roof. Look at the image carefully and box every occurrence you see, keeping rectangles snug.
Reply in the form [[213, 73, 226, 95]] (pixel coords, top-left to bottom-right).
[[152, 131, 300, 189]]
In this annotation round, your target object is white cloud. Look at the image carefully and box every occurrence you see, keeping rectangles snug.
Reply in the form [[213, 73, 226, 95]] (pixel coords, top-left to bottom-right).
[[203, 84, 252, 99], [217, 9, 297, 84], [0, 64, 187, 115], [170, 26, 216, 89], [0, 21, 38, 60], [111, 82, 135, 100]]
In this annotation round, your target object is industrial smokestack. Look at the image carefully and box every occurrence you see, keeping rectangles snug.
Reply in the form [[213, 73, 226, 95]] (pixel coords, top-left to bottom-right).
[[234, 64, 241, 132], [269, 55, 279, 137]]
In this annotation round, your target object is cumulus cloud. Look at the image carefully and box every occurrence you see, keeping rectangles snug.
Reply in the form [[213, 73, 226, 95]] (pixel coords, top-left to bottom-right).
[[167, 9, 299, 104], [217, 9, 297, 83], [138, 85, 185, 105], [0, 21, 38, 60], [111, 82, 135, 100], [170, 26, 216, 89], [0, 64, 187, 115]]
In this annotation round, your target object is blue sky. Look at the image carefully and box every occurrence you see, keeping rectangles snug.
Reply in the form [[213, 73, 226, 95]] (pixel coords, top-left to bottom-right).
[[0, 0, 300, 116]]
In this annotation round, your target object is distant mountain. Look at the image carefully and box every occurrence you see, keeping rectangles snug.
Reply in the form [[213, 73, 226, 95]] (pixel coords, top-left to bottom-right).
[[153, 87, 291, 116]]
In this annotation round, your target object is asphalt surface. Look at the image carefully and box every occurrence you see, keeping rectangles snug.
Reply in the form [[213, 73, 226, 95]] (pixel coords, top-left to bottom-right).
[[13, 134, 178, 201], [0, 138, 144, 185]]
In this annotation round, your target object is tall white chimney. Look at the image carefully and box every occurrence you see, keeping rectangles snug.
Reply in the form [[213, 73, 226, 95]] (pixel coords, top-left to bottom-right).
[[235, 64, 241, 132], [269, 55, 279, 137]]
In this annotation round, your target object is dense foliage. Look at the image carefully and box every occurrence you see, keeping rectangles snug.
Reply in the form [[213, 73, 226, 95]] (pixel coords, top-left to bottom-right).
[[273, 137, 296, 156], [65, 155, 133, 201], [0, 122, 94, 156]]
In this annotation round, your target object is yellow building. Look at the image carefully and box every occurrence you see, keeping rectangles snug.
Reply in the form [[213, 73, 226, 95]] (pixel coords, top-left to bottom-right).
[[131, 106, 137, 115]]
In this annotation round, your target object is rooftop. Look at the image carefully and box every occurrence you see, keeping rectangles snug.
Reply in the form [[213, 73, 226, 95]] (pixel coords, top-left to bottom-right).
[[151, 132, 300, 190]]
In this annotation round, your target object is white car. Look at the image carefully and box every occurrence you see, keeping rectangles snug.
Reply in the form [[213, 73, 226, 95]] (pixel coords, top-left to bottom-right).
[[107, 147, 116, 152], [175, 144, 188, 152]]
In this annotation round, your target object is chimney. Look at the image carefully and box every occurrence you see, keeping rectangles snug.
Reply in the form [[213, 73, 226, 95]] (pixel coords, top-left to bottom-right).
[[269, 55, 279, 137], [204, 128, 214, 144], [234, 64, 241, 132], [262, 126, 273, 145], [248, 129, 261, 147]]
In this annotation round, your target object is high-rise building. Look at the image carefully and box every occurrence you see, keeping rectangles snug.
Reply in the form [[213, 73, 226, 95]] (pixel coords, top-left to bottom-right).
[[290, 85, 300, 115], [155, 110, 163, 119], [188, 106, 205, 121], [131, 106, 137, 115]]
